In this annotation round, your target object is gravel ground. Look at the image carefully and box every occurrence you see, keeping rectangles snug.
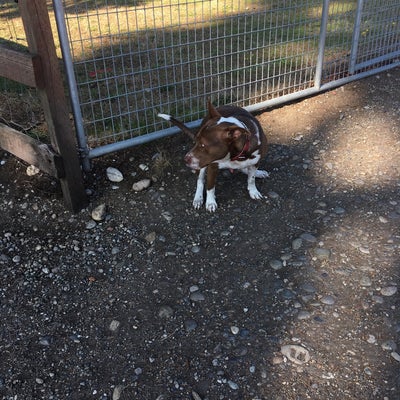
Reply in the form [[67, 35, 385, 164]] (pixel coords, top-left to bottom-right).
[[0, 68, 399, 400]]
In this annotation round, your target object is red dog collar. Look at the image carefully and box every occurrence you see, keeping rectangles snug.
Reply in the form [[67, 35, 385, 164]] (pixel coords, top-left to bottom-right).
[[231, 139, 250, 161]]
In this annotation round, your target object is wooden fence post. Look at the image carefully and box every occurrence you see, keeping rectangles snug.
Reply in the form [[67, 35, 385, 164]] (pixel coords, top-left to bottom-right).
[[17, 0, 87, 212]]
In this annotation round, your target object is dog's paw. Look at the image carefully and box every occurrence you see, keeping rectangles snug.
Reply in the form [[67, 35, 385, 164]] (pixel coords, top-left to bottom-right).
[[256, 170, 270, 179], [249, 188, 264, 200], [206, 200, 218, 212], [193, 197, 204, 209]]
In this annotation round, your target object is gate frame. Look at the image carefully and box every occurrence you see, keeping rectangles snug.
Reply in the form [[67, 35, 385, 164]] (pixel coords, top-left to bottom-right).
[[53, 0, 400, 170], [0, 0, 87, 212]]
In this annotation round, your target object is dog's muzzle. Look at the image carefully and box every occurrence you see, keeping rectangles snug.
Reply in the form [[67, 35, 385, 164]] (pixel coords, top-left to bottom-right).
[[184, 152, 200, 170]]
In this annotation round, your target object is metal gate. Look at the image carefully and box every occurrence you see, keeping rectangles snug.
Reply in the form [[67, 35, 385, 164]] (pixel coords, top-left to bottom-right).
[[52, 0, 400, 170]]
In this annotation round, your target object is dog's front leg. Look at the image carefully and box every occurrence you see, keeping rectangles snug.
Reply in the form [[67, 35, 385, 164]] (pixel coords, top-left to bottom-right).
[[246, 165, 264, 200], [193, 167, 206, 209], [205, 163, 218, 212]]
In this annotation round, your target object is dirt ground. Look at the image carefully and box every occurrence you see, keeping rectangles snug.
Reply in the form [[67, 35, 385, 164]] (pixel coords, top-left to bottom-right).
[[0, 68, 399, 400]]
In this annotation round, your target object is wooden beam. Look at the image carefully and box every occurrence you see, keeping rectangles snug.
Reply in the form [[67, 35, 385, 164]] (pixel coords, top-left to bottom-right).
[[0, 122, 64, 178], [17, 0, 88, 212], [0, 45, 44, 89]]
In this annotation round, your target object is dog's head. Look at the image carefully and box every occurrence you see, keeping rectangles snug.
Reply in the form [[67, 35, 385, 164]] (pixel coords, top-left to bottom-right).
[[184, 101, 250, 170]]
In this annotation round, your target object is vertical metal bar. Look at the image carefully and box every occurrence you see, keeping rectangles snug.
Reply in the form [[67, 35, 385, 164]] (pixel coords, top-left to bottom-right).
[[52, 0, 91, 171], [349, 0, 364, 74], [314, 0, 330, 90]]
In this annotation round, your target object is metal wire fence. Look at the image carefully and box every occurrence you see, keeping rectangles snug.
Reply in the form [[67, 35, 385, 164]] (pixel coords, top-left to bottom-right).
[[1, 0, 400, 163]]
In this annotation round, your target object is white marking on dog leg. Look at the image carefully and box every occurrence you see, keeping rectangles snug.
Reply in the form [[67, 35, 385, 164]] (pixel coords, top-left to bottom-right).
[[205, 187, 218, 212], [247, 166, 264, 200], [157, 113, 171, 121], [193, 167, 206, 209], [255, 169, 270, 179]]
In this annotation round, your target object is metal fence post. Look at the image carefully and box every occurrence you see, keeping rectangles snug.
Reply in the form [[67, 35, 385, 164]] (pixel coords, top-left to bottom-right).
[[315, 0, 330, 90]]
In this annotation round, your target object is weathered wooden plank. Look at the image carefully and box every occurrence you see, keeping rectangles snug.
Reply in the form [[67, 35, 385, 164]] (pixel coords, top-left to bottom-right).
[[18, 0, 88, 212], [0, 122, 64, 178], [0, 45, 44, 88]]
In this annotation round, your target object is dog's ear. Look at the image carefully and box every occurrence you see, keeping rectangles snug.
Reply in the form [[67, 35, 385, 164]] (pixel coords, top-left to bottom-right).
[[226, 126, 248, 140], [207, 100, 221, 119]]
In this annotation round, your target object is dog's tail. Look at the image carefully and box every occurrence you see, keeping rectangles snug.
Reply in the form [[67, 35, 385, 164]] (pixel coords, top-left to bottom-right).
[[158, 113, 195, 140]]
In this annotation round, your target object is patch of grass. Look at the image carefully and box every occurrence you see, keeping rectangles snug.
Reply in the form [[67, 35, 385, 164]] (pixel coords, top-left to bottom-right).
[[1, 0, 363, 146]]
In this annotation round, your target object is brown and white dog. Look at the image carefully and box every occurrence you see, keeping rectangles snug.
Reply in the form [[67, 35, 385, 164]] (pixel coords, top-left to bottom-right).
[[158, 101, 268, 211]]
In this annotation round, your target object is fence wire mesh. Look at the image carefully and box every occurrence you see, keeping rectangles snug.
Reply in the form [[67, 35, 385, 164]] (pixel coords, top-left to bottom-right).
[[1, 0, 400, 159]]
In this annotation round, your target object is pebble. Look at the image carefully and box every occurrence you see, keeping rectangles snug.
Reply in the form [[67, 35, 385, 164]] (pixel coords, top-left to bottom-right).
[[268, 191, 280, 199], [190, 292, 205, 302], [333, 207, 346, 215], [360, 276, 372, 287], [230, 326, 240, 335], [132, 179, 151, 192], [145, 231, 156, 244], [297, 310, 311, 320], [292, 238, 302, 250], [191, 245, 201, 254], [91, 204, 107, 221], [301, 283, 316, 293], [184, 319, 198, 332], [320, 295, 336, 305], [106, 167, 124, 182], [381, 340, 397, 351], [109, 320, 121, 332], [26, 165, 40, 176], [112, 385, 124, 400], [269, 259, 283, 270], [390, 352, 400, 362], [314, 248, 331, 260], [227, 380, 239, 390], [85, 220, 97, 230], [367, 334, 376, 344], [380, 286, 397, 296], [158, 305, 174, 318], [300, 233, 317, 243], [281, 344, 310, 365]]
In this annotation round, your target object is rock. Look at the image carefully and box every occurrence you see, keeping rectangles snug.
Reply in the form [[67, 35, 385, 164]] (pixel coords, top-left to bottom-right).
[[314, 248, 331, 260], [184, 319, 198, 332], [112, 385, 124, 400], [145, 231, 156, 244], [281, 344, 310, 365], [320, 295, 335, 305], [297, 310, 311, 320], [109, 320, 120, 332], [158, 305, 174, 318], [26, 165, 40, 176], [132, 179, 151, 192], [360, 276, 372, 287], [269, 259, 283, 270], [91, 204, 107, 221], [380, 286, 397, 296], [300, 233, 317, 243], [227, 380, 239, 390], [381, 340, 397, 351], [106, 167, 124, 182], [191, 391, 202, 400], [292, 238, 302, 250], [190, 292, 205, 302], [391, 352, 400, 362], [85, 220, 97, 230], [230, 326, 240, 335]]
